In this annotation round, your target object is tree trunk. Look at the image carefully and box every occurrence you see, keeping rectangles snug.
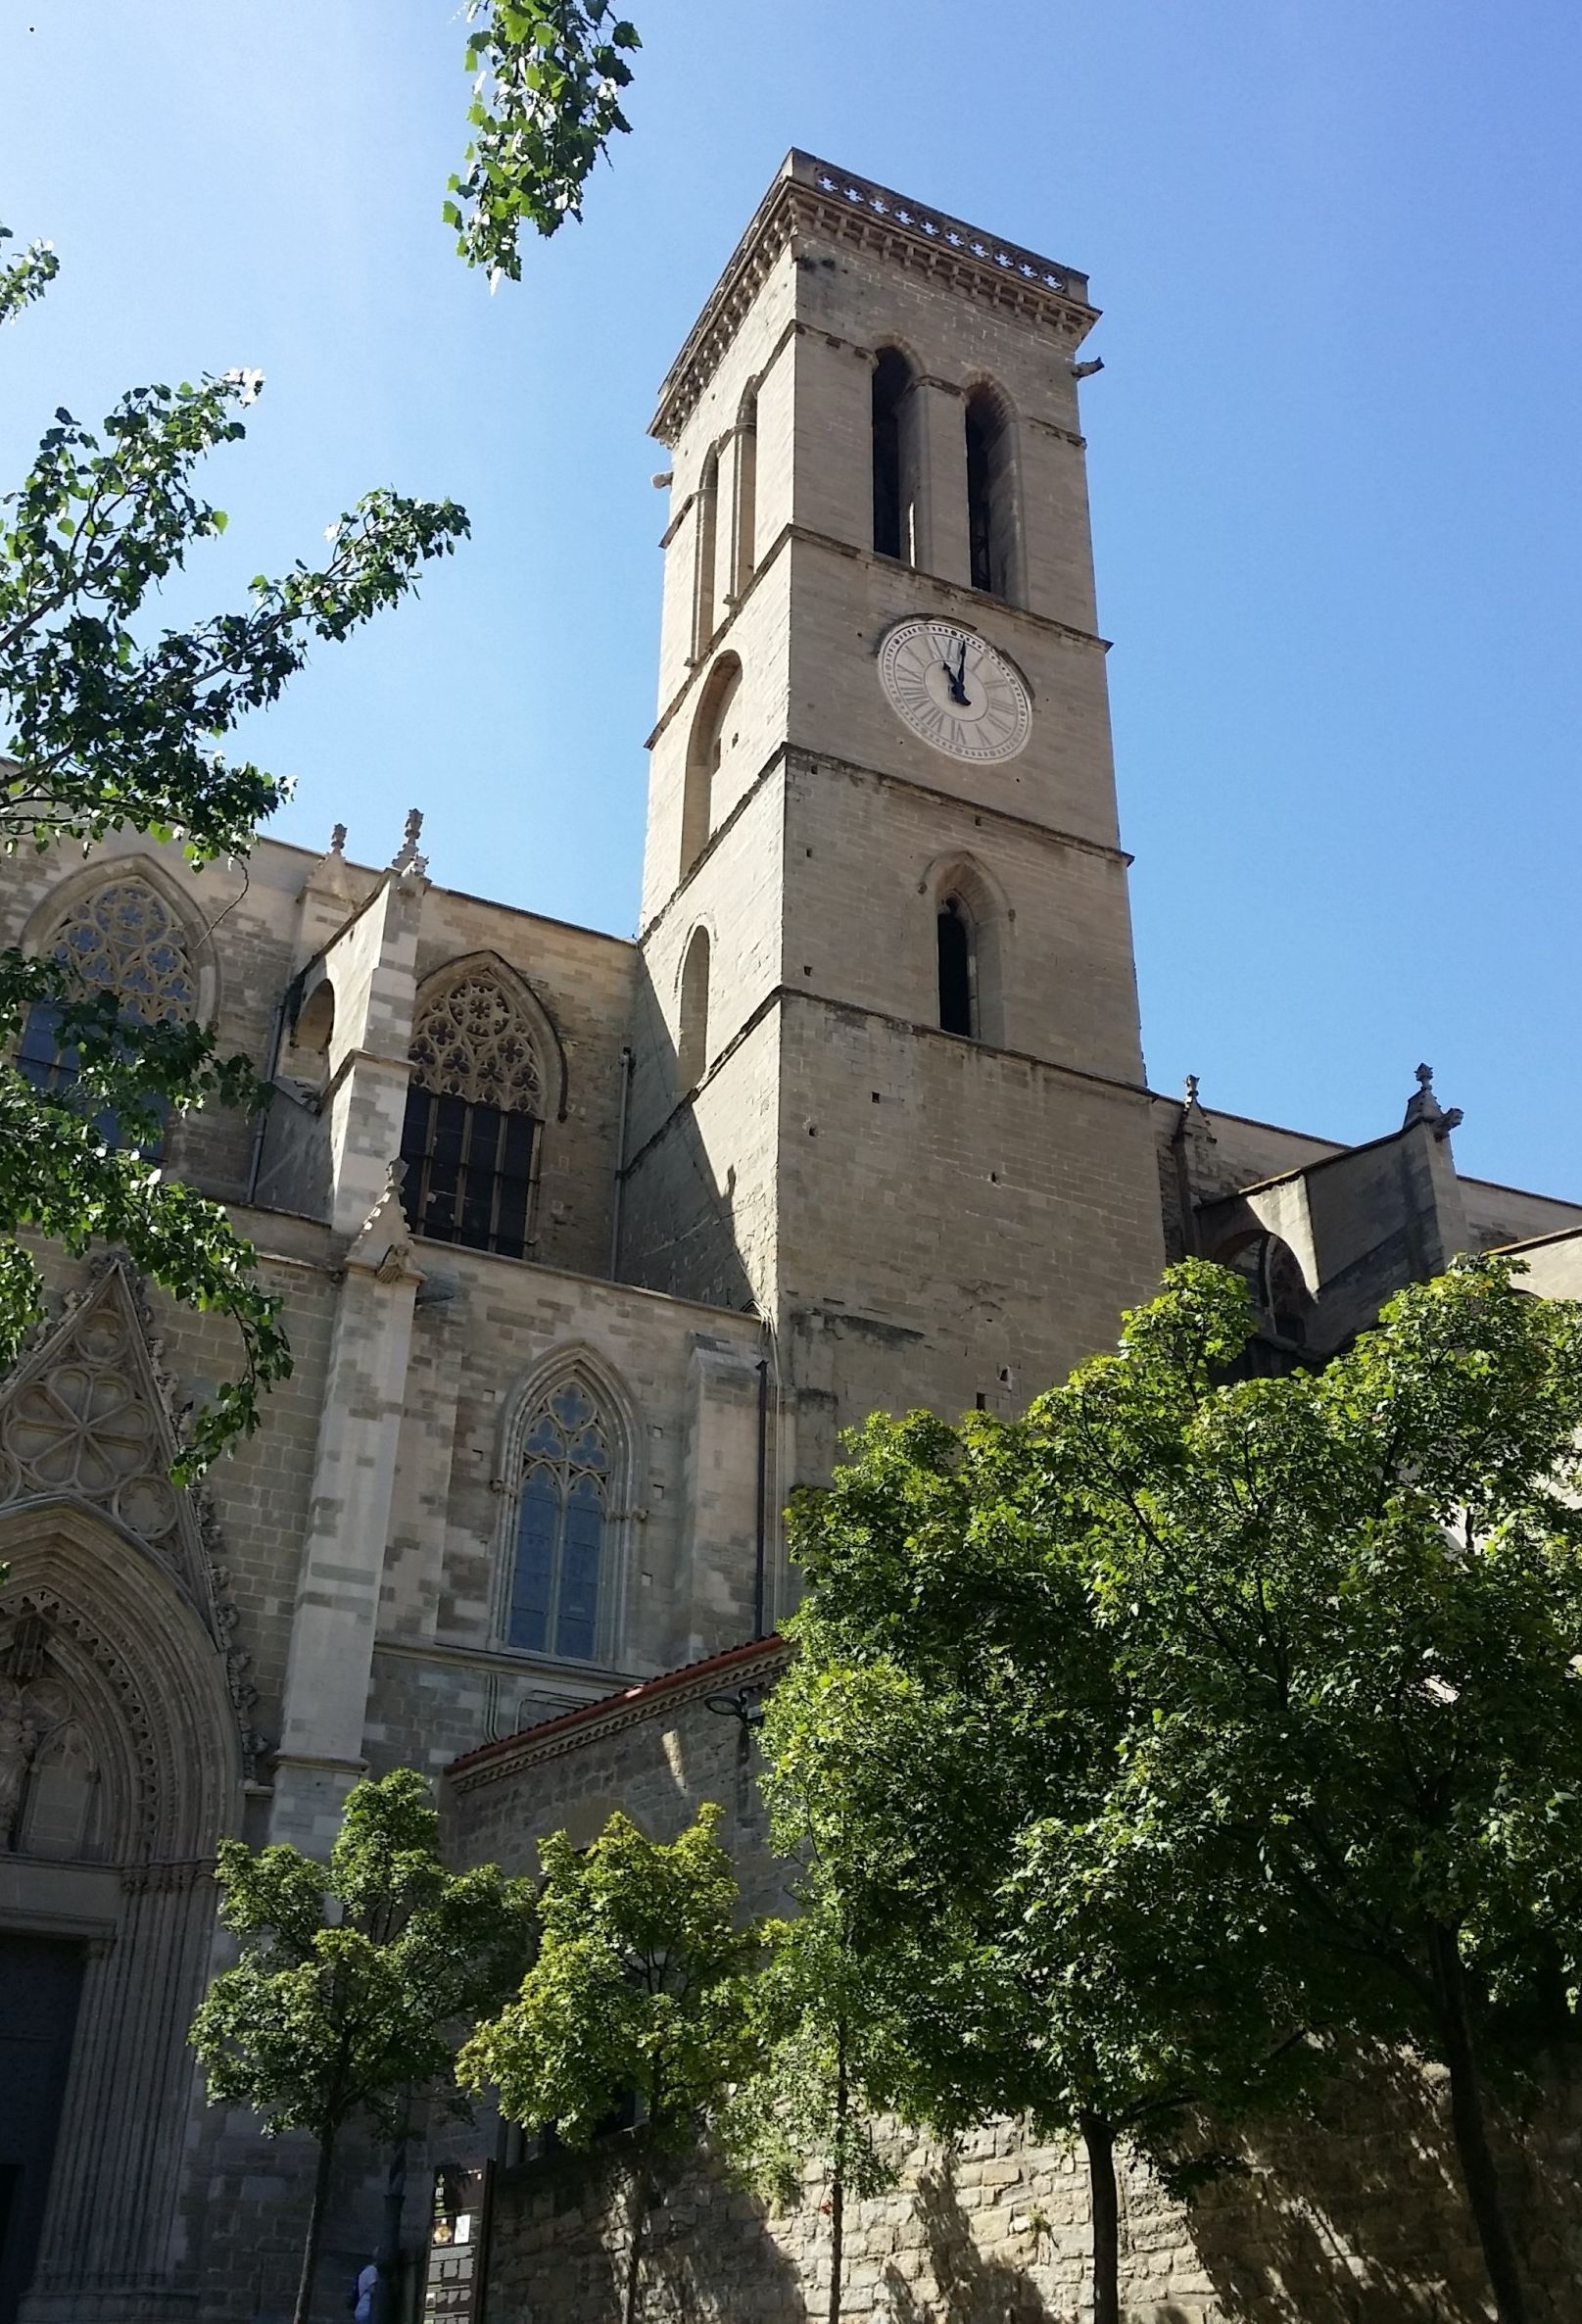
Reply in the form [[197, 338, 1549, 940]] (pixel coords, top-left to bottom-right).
[[827, 2015, 849, 2324], [1429, 1924, 1529, 2324], [1080, 2110, 1121, 2324], [293, 2130, 337, 2324], [622, 2163, 649, 2324]]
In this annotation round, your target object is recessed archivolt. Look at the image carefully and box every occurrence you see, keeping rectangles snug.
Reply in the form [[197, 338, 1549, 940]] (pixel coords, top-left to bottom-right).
[[0, 1500, 240, 1863]]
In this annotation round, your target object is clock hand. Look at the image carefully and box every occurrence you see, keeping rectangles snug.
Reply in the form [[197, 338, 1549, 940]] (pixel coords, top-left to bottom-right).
[[940, 638, 970, 706]]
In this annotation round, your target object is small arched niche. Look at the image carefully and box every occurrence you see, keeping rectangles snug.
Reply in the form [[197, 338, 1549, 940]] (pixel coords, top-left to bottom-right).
[[679, 654, 742, 882], [676, 925, 711, 1094], [965, 382, 1021, 603]]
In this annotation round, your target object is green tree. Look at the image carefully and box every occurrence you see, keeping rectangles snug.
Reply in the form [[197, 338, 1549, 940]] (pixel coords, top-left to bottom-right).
[[2, 223, 466, 1471], [448, 2, 642, 276], [1027, 1256, 1582, 2324], [190, 1769, 533, 2324], [777, 1411, 1315, 2324], [724, 1715, 903, 2324], [459, 1804, 760, 2324]]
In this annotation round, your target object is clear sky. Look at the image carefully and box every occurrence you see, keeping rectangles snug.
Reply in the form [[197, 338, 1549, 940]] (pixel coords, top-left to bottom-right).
[[4, 1, 1580, 1198]]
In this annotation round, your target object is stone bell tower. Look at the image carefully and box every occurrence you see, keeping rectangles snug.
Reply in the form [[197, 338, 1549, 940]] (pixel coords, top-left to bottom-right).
[[620, 153, 1165, 1526]]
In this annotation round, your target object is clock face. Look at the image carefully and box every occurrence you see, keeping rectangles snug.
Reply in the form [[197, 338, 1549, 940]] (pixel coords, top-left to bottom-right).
[[877, 620, 1032, 763]]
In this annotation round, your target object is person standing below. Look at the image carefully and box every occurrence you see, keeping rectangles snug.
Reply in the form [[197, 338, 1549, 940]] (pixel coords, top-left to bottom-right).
[[351, 2260, 378, 2322]]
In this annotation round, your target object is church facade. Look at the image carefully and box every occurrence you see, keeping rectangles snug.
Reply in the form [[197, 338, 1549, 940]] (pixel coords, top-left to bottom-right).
[[1, 152, 1579, 2322]]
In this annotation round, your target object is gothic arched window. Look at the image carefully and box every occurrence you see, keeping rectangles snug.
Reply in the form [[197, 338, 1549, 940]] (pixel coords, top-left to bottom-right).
[[19, 877, 198, 1151], [507, 1378, 613, 1660], [872, 347, 917, 563], [400, 968, 544, 1258], [965, 384, 1019, 601], [679, 654, 742, 881]]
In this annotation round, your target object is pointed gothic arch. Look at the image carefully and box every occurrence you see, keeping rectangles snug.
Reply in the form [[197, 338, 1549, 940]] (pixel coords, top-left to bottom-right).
[[924, 852, 1011, 1048], [492, 1347, 639, 1667], [14, 858, 217, 1153], [400, 954, 566, 1260], [679, 654, 742, 882]]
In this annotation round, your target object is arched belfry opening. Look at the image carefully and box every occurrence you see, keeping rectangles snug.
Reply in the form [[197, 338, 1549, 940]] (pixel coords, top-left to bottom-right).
[[679, 654, 742, 882], [871, 346, 918, 564], [936, 895, 975, 1038], [965, 383, 1019, 601]]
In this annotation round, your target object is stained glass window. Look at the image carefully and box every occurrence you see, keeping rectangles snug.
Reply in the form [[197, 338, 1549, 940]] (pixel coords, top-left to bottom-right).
[[401, 971, 544, 1258], [508, 1380, 611, 1661], [18, 879, 196, 1150]]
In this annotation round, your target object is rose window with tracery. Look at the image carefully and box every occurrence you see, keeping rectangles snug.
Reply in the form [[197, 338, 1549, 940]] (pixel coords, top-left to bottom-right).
[[49, 880, 197, 1024], [18, 879, 196, 1149], [400, 971, 545, 1259]]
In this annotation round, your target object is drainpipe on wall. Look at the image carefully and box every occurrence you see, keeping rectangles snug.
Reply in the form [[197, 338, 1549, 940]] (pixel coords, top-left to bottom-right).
[[608, 1043, 634, 1278], [753, 1338, 771, 1640]]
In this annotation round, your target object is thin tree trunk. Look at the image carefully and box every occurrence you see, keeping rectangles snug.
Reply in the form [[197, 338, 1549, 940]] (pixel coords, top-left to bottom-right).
[[293, 2129, 337, 2324], [622, 2163, 649, 2324], [1429, 1924, 1529, 2324], [1079, 2110, 1120, 2324], [827, 2159, 844, 2324]]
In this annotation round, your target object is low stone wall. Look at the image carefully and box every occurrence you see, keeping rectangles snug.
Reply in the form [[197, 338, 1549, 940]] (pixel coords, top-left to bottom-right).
[[482, 2059, 1582, 2324]]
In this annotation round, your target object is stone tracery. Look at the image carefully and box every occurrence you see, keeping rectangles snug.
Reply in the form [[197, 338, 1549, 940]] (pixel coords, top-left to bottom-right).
[[46, 876, 198, 1023], [409, 969, 545, 1112]]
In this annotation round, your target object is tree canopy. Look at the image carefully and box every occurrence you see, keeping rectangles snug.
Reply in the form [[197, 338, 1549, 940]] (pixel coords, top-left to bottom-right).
[[191, 1768, 533, 2324], [778, 1257, 1582, 2324], [448, 2, 642, 275], [1, 223, 466, 1470]]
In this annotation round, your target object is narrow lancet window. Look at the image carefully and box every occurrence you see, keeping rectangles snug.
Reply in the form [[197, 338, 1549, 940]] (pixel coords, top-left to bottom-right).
[[692, 448, 720, 658], [871, 348, 914, 561], [732, 392, 758, 598], [965, 386, 1017, 600], [508, 1379, 611, 1661], [936, 896, 975, 1037]]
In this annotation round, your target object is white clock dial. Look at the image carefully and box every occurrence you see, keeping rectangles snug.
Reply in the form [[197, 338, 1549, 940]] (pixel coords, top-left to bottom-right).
[[877, 620, 1032, 763]]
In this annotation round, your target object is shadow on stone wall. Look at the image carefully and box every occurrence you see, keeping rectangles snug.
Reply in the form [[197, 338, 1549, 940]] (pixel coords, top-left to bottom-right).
[[488, 2139, 807, 2323], [883, 2155, 1054, 2324], [1177, 2045, 1571, 2324]]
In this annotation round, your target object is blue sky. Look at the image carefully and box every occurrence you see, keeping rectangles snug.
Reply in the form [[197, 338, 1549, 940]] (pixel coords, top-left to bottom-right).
[[4, 1, 1580, 1197]]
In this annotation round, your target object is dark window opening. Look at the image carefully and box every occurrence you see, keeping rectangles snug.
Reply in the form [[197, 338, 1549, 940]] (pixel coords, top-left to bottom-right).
[[965, 388, 1012, 598], [936, 897, 974, 1037], [18, 1000, 167, 1157], [399, 1086, 536, 1259], [872, 349, 912, 559]]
